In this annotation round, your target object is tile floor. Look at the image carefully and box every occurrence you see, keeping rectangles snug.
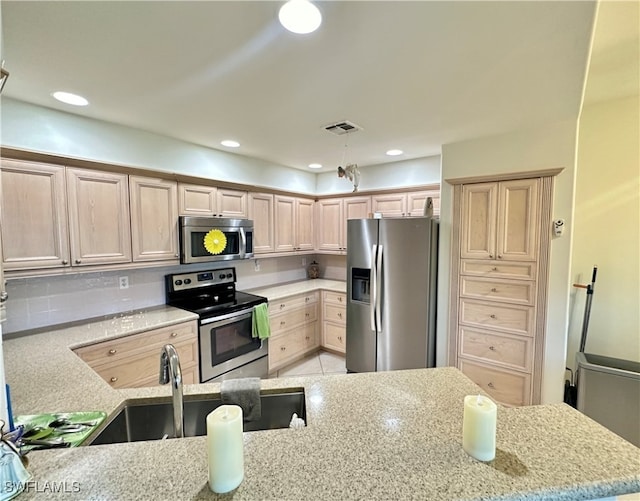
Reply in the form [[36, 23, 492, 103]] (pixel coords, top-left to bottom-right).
[[274, 350, 346, 378]]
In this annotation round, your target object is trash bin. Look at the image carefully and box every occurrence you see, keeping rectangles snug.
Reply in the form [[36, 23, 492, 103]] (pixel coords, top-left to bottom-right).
[[576, 352, 640, 447]]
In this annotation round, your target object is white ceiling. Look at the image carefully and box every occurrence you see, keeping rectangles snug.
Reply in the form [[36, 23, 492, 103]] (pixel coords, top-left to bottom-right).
[[0, 1, 606, 172]]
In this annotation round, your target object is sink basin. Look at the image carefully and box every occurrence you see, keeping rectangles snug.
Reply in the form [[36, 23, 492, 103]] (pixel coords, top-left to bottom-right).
[[88, 390, 306, 445]]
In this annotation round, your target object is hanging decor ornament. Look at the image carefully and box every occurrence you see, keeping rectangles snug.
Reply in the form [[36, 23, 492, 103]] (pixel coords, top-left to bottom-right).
[[336, 135, 361, 192], [203, 229, 227, 255]]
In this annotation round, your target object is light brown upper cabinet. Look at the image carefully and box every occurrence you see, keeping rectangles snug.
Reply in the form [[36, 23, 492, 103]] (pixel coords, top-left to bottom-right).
[[274, 196, 315, 252], [371, 193, 407, 217], [407, 190, 441, 217], [0, 160, 131, 270], [0, 159, 69, 270], [317, 196, 371, 253], [178, 183, 247, 219], [248, 193, 275, 254], [461, 179, 539, 262], [372, 191, 440, 218], [66, 168, 132, 266], [129, 176, 179, 262]]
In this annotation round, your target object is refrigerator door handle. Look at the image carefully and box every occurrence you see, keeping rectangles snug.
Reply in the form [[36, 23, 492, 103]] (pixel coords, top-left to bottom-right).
[[370, 244, 378, 331], [375, 245, 383, 331]]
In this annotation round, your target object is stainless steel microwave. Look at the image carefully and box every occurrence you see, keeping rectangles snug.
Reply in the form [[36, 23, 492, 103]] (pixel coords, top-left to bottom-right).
[[179, 216, 254, 264]]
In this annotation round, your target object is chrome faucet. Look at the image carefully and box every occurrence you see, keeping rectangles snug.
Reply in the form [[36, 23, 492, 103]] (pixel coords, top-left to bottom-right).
[[159, 344, 184, 438]]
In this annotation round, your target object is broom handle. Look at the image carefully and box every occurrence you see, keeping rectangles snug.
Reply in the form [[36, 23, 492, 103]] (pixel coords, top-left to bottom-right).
[[577, 266, 597, 353]]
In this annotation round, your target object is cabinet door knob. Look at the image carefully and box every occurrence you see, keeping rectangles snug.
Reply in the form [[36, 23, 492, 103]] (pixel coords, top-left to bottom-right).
[[280, 304, 285, 309], [492, 267, 498, 271], [489, 254, 494, 259], [62, 260, 69, 265], [171, 332, 178, 337], [490, 288, 498, 293], [338, 336, 343, 341], [305, 297, 309, 302], [110, 377, 118, 383], [280, 321, 286, 326], [490, 314, 497, 319], [75, 259, 82, 264], [498, 255, 503, 259], [108, 349, 117, 355], [489, 346, 496, 351], [280, 346, 286, 351], [305, 336, 310, 340], [487, 382, 495, 389], [338, 297, 343, 302], [0, 291, 8, 303], [338, 313, 342, 319]]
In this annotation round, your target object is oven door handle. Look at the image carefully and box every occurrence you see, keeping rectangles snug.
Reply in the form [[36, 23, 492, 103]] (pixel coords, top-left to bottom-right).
[[200, 307, 256, 326]]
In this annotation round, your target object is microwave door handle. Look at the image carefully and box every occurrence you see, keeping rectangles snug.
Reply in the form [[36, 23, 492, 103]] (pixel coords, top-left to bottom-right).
[[239, 227, 247, 258], [370, 244, 378, 332]]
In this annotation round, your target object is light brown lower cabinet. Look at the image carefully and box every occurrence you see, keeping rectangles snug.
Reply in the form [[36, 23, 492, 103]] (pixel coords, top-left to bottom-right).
[[268, 292, 320, 373], [74, 321, 199, 388], [322, 291, 346, 354]]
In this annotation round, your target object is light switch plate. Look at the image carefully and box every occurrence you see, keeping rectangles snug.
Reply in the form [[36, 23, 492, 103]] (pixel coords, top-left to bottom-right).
[[119, 276, 129, 289]]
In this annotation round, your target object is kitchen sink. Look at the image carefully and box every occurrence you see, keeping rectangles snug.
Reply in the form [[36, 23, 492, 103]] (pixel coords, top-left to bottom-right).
[[88, 390, 306, 445]]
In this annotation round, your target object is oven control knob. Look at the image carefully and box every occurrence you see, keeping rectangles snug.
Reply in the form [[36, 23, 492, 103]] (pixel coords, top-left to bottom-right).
[[226, 273, 233, 278], [174, 280, 183, 286], [184, 279, 191, 284], [219, 274, 225, 279], [214, 295, 219, 301]]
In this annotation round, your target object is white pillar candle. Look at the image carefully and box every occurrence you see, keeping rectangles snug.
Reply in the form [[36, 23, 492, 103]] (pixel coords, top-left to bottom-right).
[[462, 394, 497, 462], [207, 404, 244, 493]]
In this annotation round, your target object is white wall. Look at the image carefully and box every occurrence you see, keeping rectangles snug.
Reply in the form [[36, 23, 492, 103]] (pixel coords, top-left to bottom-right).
[[2, 255, 309, 334], [0, 98, 317, 194], [569, 95, 639, 365], [315, 155, 441, 195], [438, 119, 579, 404]]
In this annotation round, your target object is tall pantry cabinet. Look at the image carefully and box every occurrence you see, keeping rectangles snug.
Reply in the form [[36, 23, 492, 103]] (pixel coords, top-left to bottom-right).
[[449, 174, 556, 406]]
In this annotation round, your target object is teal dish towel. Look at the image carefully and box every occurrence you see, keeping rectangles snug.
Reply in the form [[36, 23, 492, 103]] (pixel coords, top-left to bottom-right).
[[252, 303, 271, 340]]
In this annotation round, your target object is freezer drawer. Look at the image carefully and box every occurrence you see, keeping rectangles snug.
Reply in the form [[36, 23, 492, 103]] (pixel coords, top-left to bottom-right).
[[576, 352, 640, 447]]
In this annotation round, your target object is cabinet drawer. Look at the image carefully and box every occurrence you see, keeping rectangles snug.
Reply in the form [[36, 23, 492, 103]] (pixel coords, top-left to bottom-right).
[[301, 321, 319, 352], [134, 363, 200, 388], [269, 332, 303, 368], [93, 340, 198, 389], [75, 321, 197, 366], [324, 303, 346, 325], [459, 327, 532, 372], [460, 276, 534, 305], [270, 292, 318, 316], [459, 299, 534, 337], [323, 291, 346, 305], [270, 304, 318, 334], [460, 260, 536, 280], [323, 322, 346, 354], [459, 359, 531, 406]]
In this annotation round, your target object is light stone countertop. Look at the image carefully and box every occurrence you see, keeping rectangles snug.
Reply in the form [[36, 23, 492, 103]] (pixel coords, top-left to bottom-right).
[[248, 278, 345, 302], [2, 284, 639, 500]]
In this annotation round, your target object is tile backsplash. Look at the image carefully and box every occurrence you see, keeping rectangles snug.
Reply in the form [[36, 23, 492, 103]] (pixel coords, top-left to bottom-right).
[[2, 255, 336, 334]]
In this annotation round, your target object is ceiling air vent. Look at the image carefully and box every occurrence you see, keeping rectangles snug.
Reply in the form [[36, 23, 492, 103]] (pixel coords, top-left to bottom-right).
[[323, 120, 363, 135]]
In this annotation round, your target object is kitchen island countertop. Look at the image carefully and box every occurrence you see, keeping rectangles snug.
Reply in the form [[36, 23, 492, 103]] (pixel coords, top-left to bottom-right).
[[2, 294, 639, 500]]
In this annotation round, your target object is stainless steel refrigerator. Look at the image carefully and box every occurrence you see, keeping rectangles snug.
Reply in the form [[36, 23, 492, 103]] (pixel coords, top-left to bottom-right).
[[346, 217, 439, 373]]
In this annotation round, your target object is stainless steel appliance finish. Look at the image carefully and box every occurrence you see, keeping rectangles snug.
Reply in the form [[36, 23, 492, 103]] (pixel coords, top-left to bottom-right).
[[179, 216, 254, 264], [346, 217, 439, 373], [165, 267, 268, 383], [576, 352, 640, 447]]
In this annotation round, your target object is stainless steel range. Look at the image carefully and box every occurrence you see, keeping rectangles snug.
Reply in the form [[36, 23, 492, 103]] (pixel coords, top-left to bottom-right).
[[165, 267, 268, 383]]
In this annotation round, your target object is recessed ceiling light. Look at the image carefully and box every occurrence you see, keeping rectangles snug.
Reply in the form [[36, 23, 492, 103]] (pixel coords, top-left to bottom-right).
[[386, 149, 403, 156], [221, 140, 240, 148], [52, 91, 88, 106], [279, 0, 322, 34], [308, 163, 322, 169]]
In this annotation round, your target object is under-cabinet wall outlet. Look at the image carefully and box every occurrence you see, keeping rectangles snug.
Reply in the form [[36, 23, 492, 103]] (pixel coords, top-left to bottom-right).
[[302, 257, 307, 267], [119, 276, 129, 289], [254, 259, 261, 272]]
